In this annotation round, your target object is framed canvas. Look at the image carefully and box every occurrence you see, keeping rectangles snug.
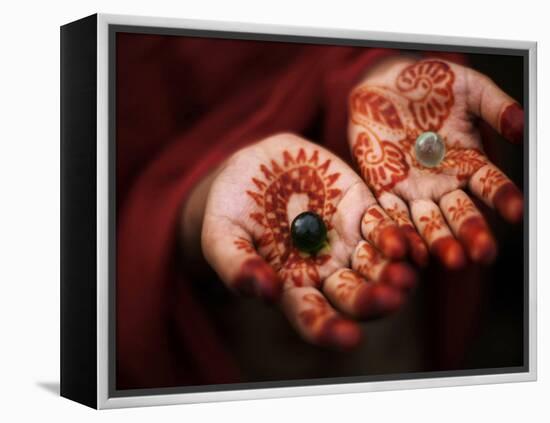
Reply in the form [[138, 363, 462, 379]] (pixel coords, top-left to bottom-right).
[[60, 13, 537, 409]]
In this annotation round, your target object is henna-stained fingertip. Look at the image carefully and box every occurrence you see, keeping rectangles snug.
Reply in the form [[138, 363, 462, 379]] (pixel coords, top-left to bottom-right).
[[401, 225, 430, 267], [431, 236, 466, 270], [500, 103, 524, 145], [381, 262, 417, 291], [458, 217, 497, 264], [319, 317, 362, 350], [493, 183, 524, 224], [234, 258, 282, 303], [379, 226, 408, 259], [354, 283, 404, 319]]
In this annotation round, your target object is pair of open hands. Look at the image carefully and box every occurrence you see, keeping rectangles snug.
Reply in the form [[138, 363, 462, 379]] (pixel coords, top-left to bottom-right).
[[200, 58, 524, 350]]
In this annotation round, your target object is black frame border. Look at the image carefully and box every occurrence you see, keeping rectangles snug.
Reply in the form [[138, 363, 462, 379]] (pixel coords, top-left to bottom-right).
[[60, 14, 98, 409]]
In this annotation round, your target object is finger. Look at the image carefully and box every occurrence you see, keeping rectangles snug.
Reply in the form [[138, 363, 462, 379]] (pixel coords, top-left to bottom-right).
[[361, 204, 408, 259], [323, 269, 404, 319], [440, 190, 497, 264], [469, 163, 523, 223], [202, 219, 281, 302], [467, 69, 524, 144], [410, 199, 466, 270], [280, 286, 362, 350], [351, 240, 416, 291], [377, 192, 429, 267]]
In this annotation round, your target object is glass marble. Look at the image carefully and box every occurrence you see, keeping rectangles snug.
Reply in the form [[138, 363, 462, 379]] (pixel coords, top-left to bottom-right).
[[291, 211, 328, 254], [415, 131, 446, 168]]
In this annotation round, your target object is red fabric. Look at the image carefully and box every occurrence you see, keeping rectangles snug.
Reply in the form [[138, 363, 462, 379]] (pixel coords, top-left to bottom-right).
[[115, 33, 468, 389]]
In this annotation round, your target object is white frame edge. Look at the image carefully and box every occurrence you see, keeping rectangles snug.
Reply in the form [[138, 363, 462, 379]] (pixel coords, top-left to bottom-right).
[[96, 13, 537, 409]]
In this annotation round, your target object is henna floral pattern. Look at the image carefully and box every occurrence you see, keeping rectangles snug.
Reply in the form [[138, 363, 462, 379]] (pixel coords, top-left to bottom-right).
[[479, 167, 508, 198], [352, 131, 409, 194], [438, 148, 488, 180], [419, 210, 445, 241], [384, 203, 410, 226], [396, 60, 455, 132], [350, 59, 489, 196], [246, 148, 341, 287], [447, 197, 476, 223], [233, 237, 255, 254], [397, 136, 488, 179], [298, 293, 332, 327], [350, 88, 405, 130], [354, 242, 383, 277], [361, 206, 395, 245], [335, 270, 362, 303]]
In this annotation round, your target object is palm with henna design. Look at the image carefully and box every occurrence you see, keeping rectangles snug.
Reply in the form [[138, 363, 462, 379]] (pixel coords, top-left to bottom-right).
[[348, 58, 524, 269], [202, 133, 416, 350]]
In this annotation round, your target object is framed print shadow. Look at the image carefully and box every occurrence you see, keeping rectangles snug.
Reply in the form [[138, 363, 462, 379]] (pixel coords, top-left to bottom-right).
[[60, 13, 537, 409]]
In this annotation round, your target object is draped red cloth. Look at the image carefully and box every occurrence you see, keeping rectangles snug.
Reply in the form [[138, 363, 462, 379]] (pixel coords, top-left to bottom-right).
[[115, 33, 467, 389]]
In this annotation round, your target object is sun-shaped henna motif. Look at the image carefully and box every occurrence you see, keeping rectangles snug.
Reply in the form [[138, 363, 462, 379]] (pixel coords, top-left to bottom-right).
[[385, 203, 410, 226], [246, 148, 342, 288], [419, 210, 445, 240], [448, 197, 476, 222], [479, 167, 508, 198], [396, 60, 455, 132]]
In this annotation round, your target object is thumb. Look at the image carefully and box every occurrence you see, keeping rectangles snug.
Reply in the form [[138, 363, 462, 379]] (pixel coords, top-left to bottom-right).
[[466, 68, 524, 144]]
